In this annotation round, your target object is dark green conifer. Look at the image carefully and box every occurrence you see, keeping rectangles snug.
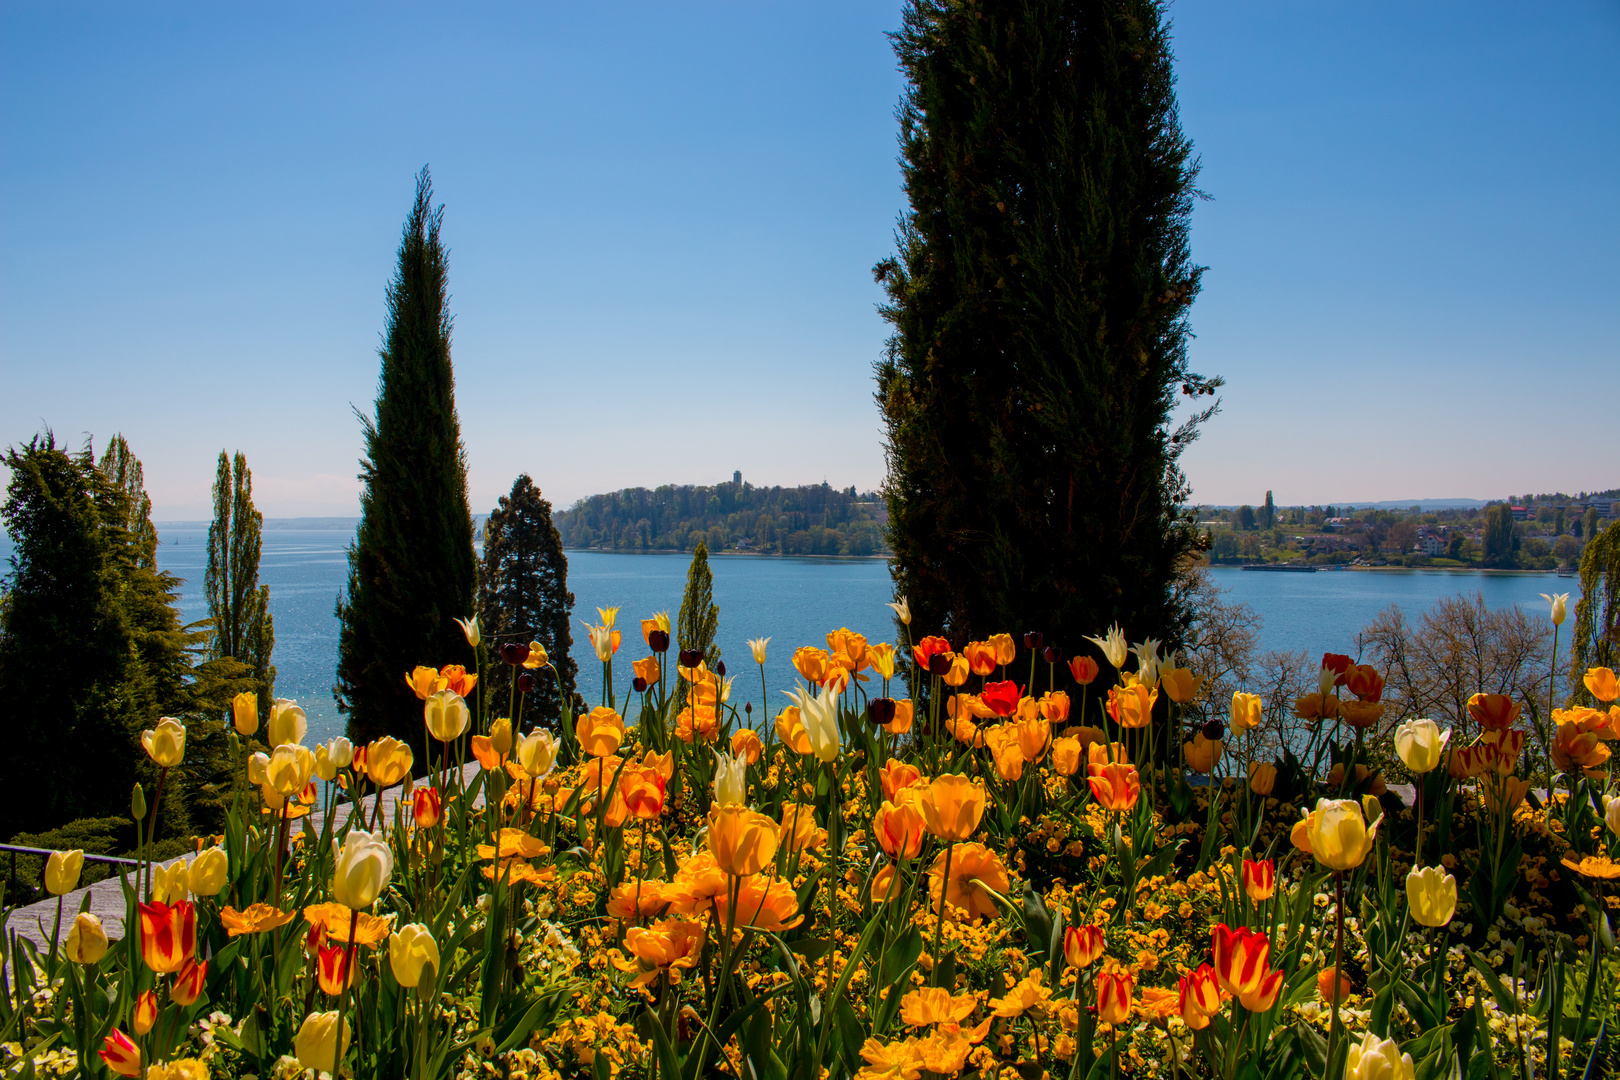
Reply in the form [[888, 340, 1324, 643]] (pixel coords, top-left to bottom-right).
[[675, 542, 720, 709], [1570, 521, 1618, 703], [874, 0, 1220, 656], [205, 451, 275, 719], [336, 168, 478, 761], [477, 475, 578, 726]]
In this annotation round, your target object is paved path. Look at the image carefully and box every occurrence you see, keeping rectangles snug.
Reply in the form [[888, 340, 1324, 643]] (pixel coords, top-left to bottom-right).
[[5, 762, 484, 954]]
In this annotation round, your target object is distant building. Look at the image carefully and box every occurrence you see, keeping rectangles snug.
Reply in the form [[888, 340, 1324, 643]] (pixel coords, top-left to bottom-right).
[[1420, 535, 1446, 557], [1510, 506, 1529, 521]]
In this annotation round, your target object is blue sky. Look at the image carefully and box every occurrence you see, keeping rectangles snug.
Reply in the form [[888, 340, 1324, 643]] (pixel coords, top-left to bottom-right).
[[2, 1, 1616, 518]]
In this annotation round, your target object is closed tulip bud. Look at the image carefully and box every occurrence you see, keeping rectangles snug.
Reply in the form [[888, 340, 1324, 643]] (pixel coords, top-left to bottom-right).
[[1249, 761, 1278, 796], [487, 717, 513, 756], [98, 1029, 143, 1077], [331, 829, 394, 909], [132, 783, 147, 820], [1063, 924, 1105, 968], [133, 989, 159, 1034], [1317, 965, 1353, 1004], [247, 751, 270, 786], [1069, 655, 1100, 685], [1178, 964, 1221, 1030], [45, 849, 83, 895], [424, 689, 471, 743], [1242, 858, 1275, 902], [649, 629, 670, 653], [141, 717, 187, 768], [501, 642, 530, 666], [678, 648, 702, 668], [1344, 1033, 1416, 1080], [267, 743, 316, 798], [927, 652, 952, 676], [267, 698, 307, 747], [1394, 718, 1449, 774], [1096, 971, 1132, 1026], [295, 1010, 351, 1075], [1184, 732, 1222, 774], [715, 660, 727, 678], [412, 787, 443, 828], [188, 846, 229, 897], [517, 671, 537, 694], [1406, 866, 1457, 926], [1042, 644, 1061, 664], [390, 923, 440, 988], [232, 691, 259, 736], [868, 698, 897, 727], [171, 957, 207, 1006], [66, 912, 109, 964], [632, 676, 647, 692]]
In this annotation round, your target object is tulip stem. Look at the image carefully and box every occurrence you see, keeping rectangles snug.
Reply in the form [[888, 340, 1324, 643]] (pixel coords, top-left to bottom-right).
[[335, 907, 360, 1077], [931, 840, 953, 987], [1327, 870, 1345, 1076], [143, 767, 169, 898]]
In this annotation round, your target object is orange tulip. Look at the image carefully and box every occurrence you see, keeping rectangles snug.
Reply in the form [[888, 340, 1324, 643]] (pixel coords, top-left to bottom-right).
[[404, 665, 444, 700], [621, 766, 668, 820], [870, 863, 900, 902], [1087, 741, 1129, 770], [137, 900, 196, 974], [778, 802, 826, 853], [793, 646, 833, 684], [1478, 728, 1526, 775], [1063, 924, 1105, 968], [962, 641, 998, 676], [1249, 761, 1277, 796], [1211, 923, 1283, 1010], [1160, 666, 1203, 704], [1178, 964, 1221, 1030], [927, 842, 1008, 921], [1293, 693, 1339, 721], [1584, 667, 1618, 703], [1087, 762, 1141, 812], [1050, 736, 1083, 776], [1069, 655, 1100, 685], [1242, 858, 1275, 902], [729, 727, 763, 764], [1344, 664, 1383, 703], [711, 875, 803, 932], [827, 627, 871, 672], [775, 707, 813, 755], [1039, 691, 1070, 722], [98, 1030, 142, 1077], [1107, 682, 1156, 729], [606, 879, 669, 925], [1467, 693, 1521, 731], [1184, 732, 1222, 774], [983, 726, 1025, 781], [912, 635, 952, 672], [411, 787, 442, 829], [941, 654, 971, 687], [886, 698, 915, 735], [1339, 700, 1384, 730], [1318, 966, 1353, 1004], [133, 989, 158, 1034], [614, 918, 706, 988], [576, 706, 625, 757], [880, 758, 924, 801], [1552, 720, 1612, 775], [1014, 717, 1050, 763], [873, 799, 928, 860], [707, 805, 779, 876], [919, 774, 986, 841], [632, 656, 661, 686], [317, 942, 356, 995], [1096, 971, 1133, 1026], [438, 663, 477, 697]]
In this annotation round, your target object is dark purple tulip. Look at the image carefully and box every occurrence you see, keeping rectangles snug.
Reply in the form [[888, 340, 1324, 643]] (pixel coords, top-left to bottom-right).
[[633, 677, 648, 693], [1202, 720, 1225, 741], [1042, 645, 1061, 664], [502, 642, 530, 666], [927, 653, 952, 676], [516, 671, 536, 694], [1024, 631, 1043, 651], [648, 630, 670, 653], [678, 648, 703, 669], [868, 698, 896, 726], [715, 660, 727, 678]]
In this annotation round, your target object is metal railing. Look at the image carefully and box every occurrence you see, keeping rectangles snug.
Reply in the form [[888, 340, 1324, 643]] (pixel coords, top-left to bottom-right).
[[0, 843, 139, 893]]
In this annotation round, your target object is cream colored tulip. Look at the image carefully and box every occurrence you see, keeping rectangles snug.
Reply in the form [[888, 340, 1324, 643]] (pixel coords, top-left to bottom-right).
[[887, 596, 911, 626], [748, 637, 770, 665], [389, 922, 440, 988], [1344, 1032, 1415, 1080], [424, 689, 471, 744], [151, 860, 190, 904], [1394, 718, 1449, 775], [267, 698, 307, 747], [247, 751, 270, 786], [714, 750, 748, 806], [295, 1011, 351, 1075], [1540, 592, 1569, 627], [141, 718, 186, 768], [1084, 624, 1129, 669], [455, 614, 481, 648], [65, 913, 108, 964], [1406, 866, 1457, 927], [331, 828, 393, 909], [516, 730, 560, 779]]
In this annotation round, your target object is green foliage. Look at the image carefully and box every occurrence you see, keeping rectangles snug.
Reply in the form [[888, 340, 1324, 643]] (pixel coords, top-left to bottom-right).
[[336, 168, 478, 761], [1482, 502, 1520, 568], [676, 542, 720, 709], [205, 450, 276, 714], [874, 0, 1220, 654], [554, 480, 886, 556], [478, 474, 579, 724], [1570, 520, 1618, 703], [0, 433, 217, 840], [3, 816, 131, 902]]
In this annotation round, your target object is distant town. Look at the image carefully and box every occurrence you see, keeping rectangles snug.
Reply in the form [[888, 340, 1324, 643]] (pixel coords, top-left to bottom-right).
[[1195, 489, 1619, 570]]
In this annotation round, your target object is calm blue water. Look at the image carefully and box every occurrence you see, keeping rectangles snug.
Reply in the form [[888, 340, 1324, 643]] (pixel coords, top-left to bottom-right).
[[0, 523, 1582, 745]]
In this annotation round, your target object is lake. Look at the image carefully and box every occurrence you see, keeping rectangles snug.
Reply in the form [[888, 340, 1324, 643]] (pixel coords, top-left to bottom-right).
[[2, 521, 1583, 745]]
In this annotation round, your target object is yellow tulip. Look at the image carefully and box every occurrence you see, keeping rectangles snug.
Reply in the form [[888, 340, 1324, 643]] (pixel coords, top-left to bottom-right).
[[869, 642, 897, 679], [1160, 666, 1203, 704], [1050, 736, 1083, 776], [295, 1011, 351, 1075], [45, 849, 83, 895], [1229, 691, 1262, 735], [1249, 761, 1277, 796], [1344, 1033, 1415, 1080], [523, 641, 549, 669], [365, 736, 413, 786], [231, 691, 259, 736], [188, 847, 229, 897], [988, 633, 1016, 666], [331, 828, 393, 909], [706, 805, 779, 877], [487, 717, 513, 756], [267, 744, 316, 798], [151, 860, 190, 904], [576, 706, 626, 758], [919, 773, 986, 841], [267, 698, 307, 747], [389, 923, 440, 988], [65, 912, 108, 964], [424, 689, 471, 743], [1183, 732, 1222, 774], [1299, 797, 1382, 871], [1406, 866, 1456, 927], [141, 718, 186, 768]]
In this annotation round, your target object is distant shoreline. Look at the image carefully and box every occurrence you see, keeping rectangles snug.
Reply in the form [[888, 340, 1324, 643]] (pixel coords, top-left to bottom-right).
[[562, 547, 893, 561]]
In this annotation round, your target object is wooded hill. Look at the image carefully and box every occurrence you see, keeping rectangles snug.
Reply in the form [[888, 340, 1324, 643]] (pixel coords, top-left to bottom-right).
[[552, 478, 889, 556]]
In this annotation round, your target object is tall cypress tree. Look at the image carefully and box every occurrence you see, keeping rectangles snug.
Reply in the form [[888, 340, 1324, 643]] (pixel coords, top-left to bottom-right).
[[675, 542, 720, 709], [336, 168, 478, 760], [874, 0, 1220, 655], [477, 475, 578, 725], [205, 450, 275, 719]]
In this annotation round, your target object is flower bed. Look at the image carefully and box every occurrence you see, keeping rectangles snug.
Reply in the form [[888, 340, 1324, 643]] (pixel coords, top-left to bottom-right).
[[5, 608, 1618, 1080]]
